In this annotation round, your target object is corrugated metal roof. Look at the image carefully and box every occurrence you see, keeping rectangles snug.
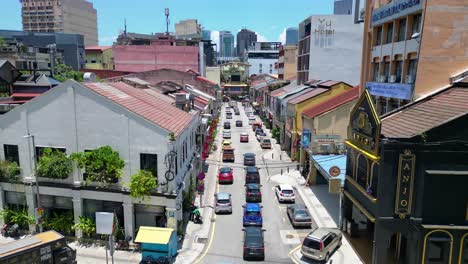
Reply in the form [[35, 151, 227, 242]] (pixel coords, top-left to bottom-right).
[[303, 88, 359, 119], [381, 87, 468, 138], [84, 82, 194, 136], [318, 80, 342, 88], [287, 88, 328, 104]]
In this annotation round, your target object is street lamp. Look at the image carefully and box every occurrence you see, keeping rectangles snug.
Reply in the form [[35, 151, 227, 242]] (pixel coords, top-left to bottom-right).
[[23, 133, 43, 232]]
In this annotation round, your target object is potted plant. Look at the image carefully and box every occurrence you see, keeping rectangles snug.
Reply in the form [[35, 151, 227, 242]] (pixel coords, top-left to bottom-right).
[[37, 148, 73, 179]]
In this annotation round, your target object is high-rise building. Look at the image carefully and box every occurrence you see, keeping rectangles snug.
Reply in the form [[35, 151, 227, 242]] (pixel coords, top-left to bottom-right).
[[246, 42, 280, 76], [202, 30, 211, 41], [175, 19, 202, 40], [20, 0, 98, 46], [285, 27, 298, 45], [236, 29, 257, 58], [334, 0, 353, 15], [219, 31, 235, 57]]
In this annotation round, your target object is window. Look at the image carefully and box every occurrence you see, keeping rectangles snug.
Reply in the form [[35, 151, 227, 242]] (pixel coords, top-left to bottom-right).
[[259, 63, 262, 68], [461, 236, 468, 263], [372, 63, 380, 81], [369, 162, 379, 197], [425, 232, 452, 263], [383, 62, 390, 81], [259, 69, 262, 73], [91, 60, 96, 63], [269, 64, 272, 68], [398, 19, 406, 41], [140, 153, 158, 177], [356, 154, 368, 188], [407, 59, 418, 83], [412, 14, 422, 35], [375, 26, 382, 45], [4, 145, 20, 165], [269, 69, 272, 74], [395, 60, 403, 82], [35, 147, 65, 161], [386, 23, 394, 44]]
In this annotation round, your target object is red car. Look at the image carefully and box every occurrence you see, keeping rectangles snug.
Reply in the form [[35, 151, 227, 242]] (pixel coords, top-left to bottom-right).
[[218, 167, 234, 184], [240, 132, 249, 143]]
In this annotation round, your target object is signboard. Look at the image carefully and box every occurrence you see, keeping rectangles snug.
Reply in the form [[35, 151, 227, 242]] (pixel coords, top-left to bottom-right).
[[329, 178, 342, 194], [348, 90, 381, 157], [35, 207, 44, 225], [96, 212, 114, 235], [395, 149, 416, 218], [371, 0, 421, 26], [366, 82, 413, 100], [301, 129, 311, 147], [315, 134, 340, 143], [329, 166, 341, 177]]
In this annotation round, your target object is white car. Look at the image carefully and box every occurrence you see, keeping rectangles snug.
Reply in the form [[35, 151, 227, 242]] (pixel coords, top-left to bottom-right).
[[223, 130, 231, 139], [275, 184, 295, 203]]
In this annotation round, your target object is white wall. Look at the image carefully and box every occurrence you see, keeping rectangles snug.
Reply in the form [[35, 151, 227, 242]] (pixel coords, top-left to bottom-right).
[[307, 15, 363, 86], [248, 58, 278, 76]]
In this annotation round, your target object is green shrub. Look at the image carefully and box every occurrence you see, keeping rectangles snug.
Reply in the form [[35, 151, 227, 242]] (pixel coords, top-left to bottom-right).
[[128, 170, 157, 201], [0, 161, 21, 183], [0, 208, 34, 228], [37, 148, 73, 179], [71, 146, 124, 184], [73, 216, 96, 237], [43, 211, 74, 235]]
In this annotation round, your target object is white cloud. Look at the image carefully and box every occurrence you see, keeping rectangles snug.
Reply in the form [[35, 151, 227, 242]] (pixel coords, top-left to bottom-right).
[[99, 35, 117, 46], [278, 28, 287, 44], [256, 32, 268, 42], [210, 30, 220, 52]]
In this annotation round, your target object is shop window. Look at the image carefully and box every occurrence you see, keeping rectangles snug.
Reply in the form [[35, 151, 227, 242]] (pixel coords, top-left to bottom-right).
[[140, 153, 158, 177], [369, 162, 379, 197], [4, 144, 20, 166], [424, 231, 452, 264], [383, 62, 390, 82], [398, 19, 406, 42], [372, 63, 380, 81], [356, 154, 368, 188]]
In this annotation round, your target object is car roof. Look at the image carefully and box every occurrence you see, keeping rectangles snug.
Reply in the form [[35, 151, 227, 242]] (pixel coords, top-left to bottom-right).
[[245, 203, 261, 211], [244, 226, 263, 234], [244, 153, 255, 156], [307, 228, 339, 240], [236, 120, 242, 122], [216, 192, 231, 199], [246, 183, 260, 189], [279, 184, 293, 190], [246, 166, 258, 172], [241, 132, 248, 136]]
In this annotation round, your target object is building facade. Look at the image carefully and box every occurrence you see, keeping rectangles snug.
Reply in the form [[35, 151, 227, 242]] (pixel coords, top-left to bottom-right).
[[202, 30, 211, 41], [0, 80, 201, 238], [85, 46, 114, 70], [285, 27, 299, 46], [175, 19, 202, 40], [298, 15, 363, 86], [359, 0, 468, 116], [247, 42, 281, 76], [20, 0, 98, 46], [236, 29, 257, 58], [334, 0, 353, 15], [278, 45, 297, 80], [219, 31, 235, 58]]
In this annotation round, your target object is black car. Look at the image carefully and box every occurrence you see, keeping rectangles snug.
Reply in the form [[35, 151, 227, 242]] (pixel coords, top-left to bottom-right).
[[243, 153, 256, 166], [224, 122, 231, 129], [245, 183, 262, 202], [236, 120, 243, 127], [245, 166, 260, 184], [255, 128, 265, 136], [243, 226, 265, 260]]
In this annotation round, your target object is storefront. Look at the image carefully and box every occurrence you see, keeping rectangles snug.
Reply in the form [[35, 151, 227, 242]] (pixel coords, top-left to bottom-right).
[[341, 87, 468, 264]]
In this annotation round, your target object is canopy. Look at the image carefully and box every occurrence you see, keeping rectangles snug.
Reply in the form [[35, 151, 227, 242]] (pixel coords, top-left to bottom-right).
[[135, 226, 174, 244]]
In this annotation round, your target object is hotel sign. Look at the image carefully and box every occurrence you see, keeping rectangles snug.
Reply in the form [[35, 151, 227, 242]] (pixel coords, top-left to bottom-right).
[[395, 149, 416, 218], [371, 0, 422, 26]]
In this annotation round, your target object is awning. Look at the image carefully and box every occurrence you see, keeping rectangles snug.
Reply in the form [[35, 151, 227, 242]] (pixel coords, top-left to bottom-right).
[[135, 226, 174, 244], [11, 93, 41, 98], [311, 155, 347, 186]]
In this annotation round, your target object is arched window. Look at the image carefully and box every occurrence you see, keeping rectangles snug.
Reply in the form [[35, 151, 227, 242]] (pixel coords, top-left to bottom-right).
[[422, 230, 453, 263], [369, 162, 379, 197], [459, 233, 468, 264], [356, 154, 368, 188]]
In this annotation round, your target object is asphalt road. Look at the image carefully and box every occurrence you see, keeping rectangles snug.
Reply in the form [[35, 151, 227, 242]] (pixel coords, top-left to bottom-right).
[[198, 102, 316, 264]]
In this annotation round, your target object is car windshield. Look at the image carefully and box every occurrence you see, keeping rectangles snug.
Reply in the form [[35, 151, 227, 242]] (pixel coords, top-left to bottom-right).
[[263, 139, 271, 143], [248, 188, 260, 194], [245, 234, 263, 246], [241, 133, 248, 136], [295, 209, 310, 217], [220, 167, 231, 173], [303, 238, 321, 250], [282, 190, 293, 194], [246, 211, 260, 216], [217, 199, 230, 204]]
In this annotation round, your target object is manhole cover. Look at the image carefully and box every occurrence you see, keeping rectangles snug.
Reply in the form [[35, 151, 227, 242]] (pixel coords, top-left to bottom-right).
[[197, 237, 208, 243], [286, 234, 294, 239]]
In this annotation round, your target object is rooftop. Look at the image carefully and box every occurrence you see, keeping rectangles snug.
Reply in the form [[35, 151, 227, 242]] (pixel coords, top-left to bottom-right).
[[85, 46, 112, 52], [303, 87, 359, 119], [287, 88, 328, 105]]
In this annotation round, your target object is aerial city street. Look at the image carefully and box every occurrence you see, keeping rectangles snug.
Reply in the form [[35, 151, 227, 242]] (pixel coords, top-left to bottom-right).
[[0, 0, 467, 263]]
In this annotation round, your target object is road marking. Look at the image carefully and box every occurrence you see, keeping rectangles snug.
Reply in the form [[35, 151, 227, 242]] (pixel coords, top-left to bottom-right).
[[289, 244, 302, 264]]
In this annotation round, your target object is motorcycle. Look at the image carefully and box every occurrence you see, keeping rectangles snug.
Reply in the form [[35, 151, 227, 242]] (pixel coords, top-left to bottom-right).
[[116, 236, 132, 250], [1, 223, 19, 238]]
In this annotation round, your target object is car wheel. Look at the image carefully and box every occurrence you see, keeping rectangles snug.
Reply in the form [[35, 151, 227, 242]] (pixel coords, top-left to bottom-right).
[[324, 253, 330, 263], [338, 239, 342, 248]]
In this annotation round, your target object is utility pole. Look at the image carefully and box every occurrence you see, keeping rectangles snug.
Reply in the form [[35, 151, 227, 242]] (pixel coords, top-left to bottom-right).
[[165, 8, 170, 36], [24, 134, 42, 232]]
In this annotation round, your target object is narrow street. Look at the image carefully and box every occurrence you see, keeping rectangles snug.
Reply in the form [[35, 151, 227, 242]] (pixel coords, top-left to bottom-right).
[[197, 102, 315, 264]]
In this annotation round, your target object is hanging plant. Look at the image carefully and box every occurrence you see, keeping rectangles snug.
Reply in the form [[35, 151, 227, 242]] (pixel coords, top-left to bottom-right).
[[0, 161, 21, 183], [71, 146, 124, 184], [72, 216, 96, 238], [37, 148, 73, 179], [168, 132, 176, 141], [128, 170, 157, 201]]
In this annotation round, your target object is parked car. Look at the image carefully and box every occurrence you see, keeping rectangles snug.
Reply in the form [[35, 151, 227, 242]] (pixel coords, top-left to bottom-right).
[[287, 204, 312, 228], [275, 184, 295, 203], [260, 138, 272, 149], [240, 132, 249, 143], [245, 183, 262, 202], [224, 122, 231, 129], [301, 228, 343, 262], [243, 153, 256, 166], [236, 120, 243, 127], [245, 166, 260, 184], [214, 192, 232, 214], [218, 167, 234, 184], [256, 131, 267, 142], [223, 130, 231, 139], [226, 112, 233, 119], [235, 110, 240, 115], [242, 226, 265, 261], [255, 128, 264, 136], [242, 203, 263, 227]]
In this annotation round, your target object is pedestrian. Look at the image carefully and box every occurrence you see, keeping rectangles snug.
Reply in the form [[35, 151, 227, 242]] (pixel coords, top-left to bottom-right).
[[192, 207, 201, 223], [189, 203, 197, 221]]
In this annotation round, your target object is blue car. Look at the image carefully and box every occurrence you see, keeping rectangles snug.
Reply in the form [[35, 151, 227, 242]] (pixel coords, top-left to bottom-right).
[[243, 203, 263, 227]]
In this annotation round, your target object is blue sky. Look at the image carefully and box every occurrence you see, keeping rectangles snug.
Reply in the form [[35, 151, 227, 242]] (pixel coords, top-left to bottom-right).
[[2, 0, 334, 46]]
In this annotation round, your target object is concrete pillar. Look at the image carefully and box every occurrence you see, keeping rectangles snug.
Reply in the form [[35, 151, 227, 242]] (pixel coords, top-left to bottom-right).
[[372, 221, 390, 264], [122, 201, 134, 239], [165, 207, 177, 231], [309, 166, 318, 186], [24, 185, 37, 232], [72, 191, 83, 238], [0, 187, 5, 226]]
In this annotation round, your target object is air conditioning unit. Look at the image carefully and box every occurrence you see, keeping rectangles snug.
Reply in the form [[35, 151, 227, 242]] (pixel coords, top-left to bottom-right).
[[389, 75, 396, 83], [406, 75, 415, 84], [379, 75, 387, 83]]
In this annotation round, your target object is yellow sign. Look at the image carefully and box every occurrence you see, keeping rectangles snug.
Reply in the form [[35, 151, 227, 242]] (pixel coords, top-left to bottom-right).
[[395, 149, 416, 217]]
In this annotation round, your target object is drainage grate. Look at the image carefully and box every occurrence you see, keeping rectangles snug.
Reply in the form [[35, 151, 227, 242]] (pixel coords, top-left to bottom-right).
[[197, 237, 208, 243], [286, 234, 295, 239]]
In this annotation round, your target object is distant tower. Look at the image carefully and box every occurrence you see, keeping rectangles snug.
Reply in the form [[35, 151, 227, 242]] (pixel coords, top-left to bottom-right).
[[124, 18, 127, 35], [165, 8, 170, 35]]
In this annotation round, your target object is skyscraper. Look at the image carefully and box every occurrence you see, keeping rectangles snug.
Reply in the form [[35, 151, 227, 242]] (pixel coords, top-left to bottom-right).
[[236, 29, 257, 58], [219, 31, 235, 57], [20, 0, 98, 46], [333, 0, 353, 15], [285, 27, 298, 45]]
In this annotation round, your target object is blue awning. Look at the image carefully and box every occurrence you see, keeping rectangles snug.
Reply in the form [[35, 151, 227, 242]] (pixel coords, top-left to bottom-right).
[[311, 155, 347, 186]]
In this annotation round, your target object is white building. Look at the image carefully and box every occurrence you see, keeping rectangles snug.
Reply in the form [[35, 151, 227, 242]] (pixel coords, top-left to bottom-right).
[[247, 42, 281, 77], [0, 80, 201, 238], [297, 14, 364, 85]]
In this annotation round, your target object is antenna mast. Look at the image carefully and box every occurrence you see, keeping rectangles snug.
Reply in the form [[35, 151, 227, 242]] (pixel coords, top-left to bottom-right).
[[165, 8, 170, 35]]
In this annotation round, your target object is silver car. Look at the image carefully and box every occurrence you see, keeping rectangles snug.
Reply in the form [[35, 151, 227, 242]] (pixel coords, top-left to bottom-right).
[[214, 192, 232, 214], [301, 228, 342, 262]]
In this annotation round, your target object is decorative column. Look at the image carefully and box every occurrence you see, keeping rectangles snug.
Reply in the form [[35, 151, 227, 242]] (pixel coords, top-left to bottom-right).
[[122, 201, 134, 239], [72, 190, 83, 238], [24, 185, 37, 232]]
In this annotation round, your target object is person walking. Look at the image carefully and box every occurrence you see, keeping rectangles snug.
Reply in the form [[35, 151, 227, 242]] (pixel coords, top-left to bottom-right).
[[192, 207, 201, 223]]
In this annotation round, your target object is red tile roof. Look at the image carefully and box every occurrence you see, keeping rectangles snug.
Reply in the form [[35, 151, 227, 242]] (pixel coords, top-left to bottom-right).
[[11, 93, 41, 98], [302, 88, 360, 119], [287, 88, 328, 104], [381, 87, 468, 138], [85, 46, 112, 52], [83, 82, 194, 136]]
